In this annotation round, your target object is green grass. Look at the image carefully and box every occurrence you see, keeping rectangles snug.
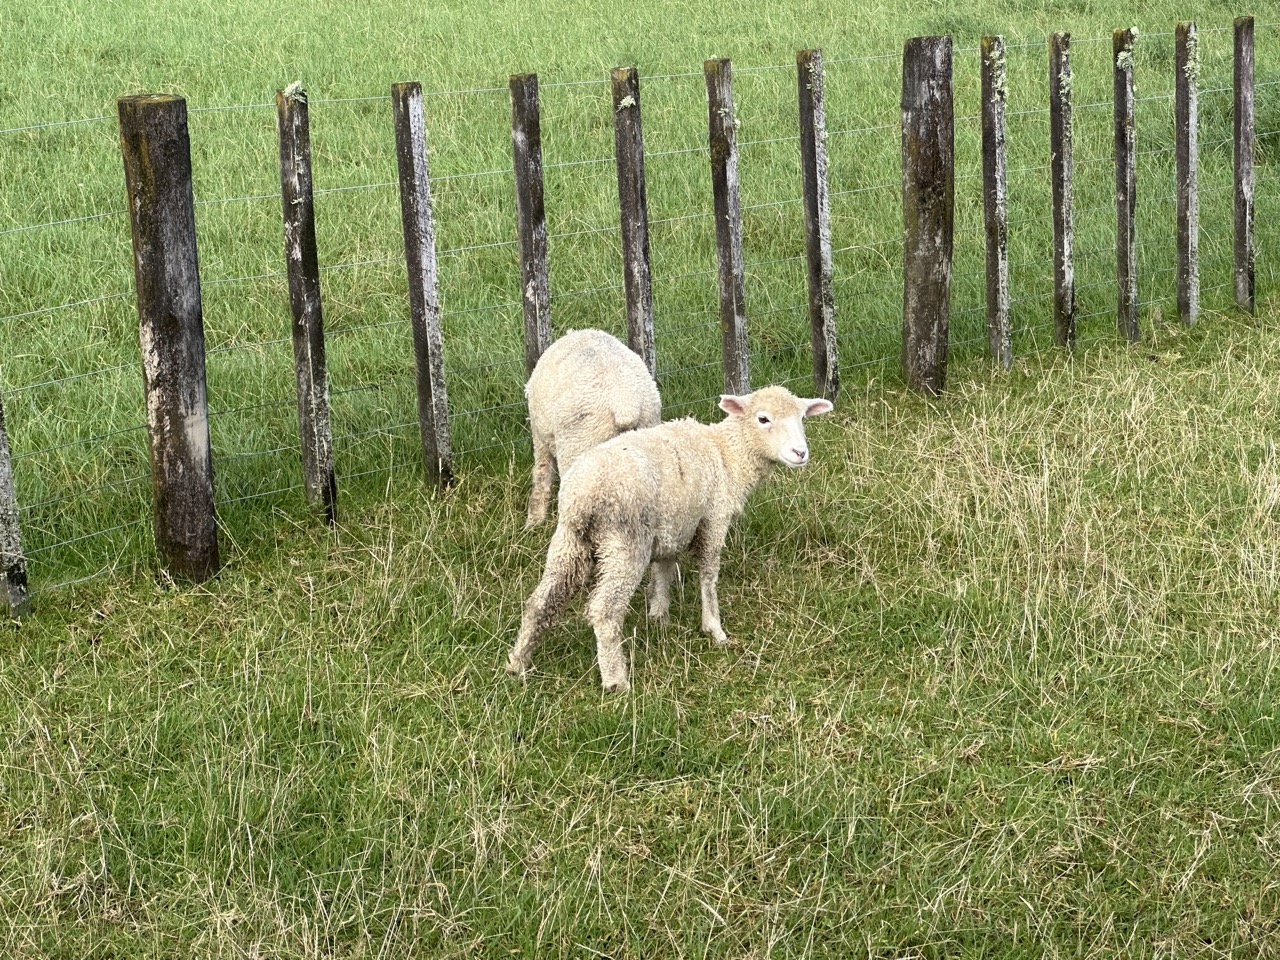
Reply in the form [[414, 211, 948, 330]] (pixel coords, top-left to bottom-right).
[[2, 0, 1280, 955], [6, 310, 1280, 957]]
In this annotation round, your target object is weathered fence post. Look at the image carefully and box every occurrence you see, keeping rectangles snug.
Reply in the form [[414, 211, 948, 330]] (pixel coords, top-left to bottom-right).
[[1176, 22, 1200, 326], [980, 36, 1012, 369], [797, 48, 839, 400], [117, 94, 219, 583], [705, 58, 751, 396], [1114, 27, 1139, 342], [510, 73, 551, 375], [0, 392, 29, 616], [1049, 33, 1076, 349], [1234, 16, 1255, 314], [901, 36, 954, 396], [276, 84, 337, 523], [611, 67, 656, 377], [392, 81, 454, 489]]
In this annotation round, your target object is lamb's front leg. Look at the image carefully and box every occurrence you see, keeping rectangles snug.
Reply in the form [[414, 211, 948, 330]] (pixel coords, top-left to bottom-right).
[[694, 525, 730, 646]]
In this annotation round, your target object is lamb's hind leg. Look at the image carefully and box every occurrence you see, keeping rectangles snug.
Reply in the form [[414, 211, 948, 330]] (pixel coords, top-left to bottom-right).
[[506, 525, 591, 676], [646, 558, 678, 622], [585, 535, 651, 692]]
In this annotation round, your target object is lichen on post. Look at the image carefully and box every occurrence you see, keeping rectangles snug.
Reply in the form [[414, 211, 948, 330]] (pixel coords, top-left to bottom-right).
[[901, 36, 954, 396], [510, 73, 552, 375], [611, 66, 656, 378], [1049, 33, 1076, 349], [1114, 27, 1139, 342], [1175, 22, 1200, 326], [980, 35, 1012, 369], [117, 93, 219, 583], [276, 83, 338, 522], [0, 391, 30, 617], [797, 48, 839, 400], [705, 57, 750, 396], [1234, 16, 1255, 314], [392, 80, 454, 489]]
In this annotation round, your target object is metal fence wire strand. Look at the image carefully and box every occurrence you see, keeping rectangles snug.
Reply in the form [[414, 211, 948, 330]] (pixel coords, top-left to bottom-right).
[[0, 32, 1270, 592]]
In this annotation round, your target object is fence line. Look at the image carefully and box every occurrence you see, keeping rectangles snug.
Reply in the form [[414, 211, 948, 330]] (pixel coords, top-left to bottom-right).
[[1, 21, 1273, 599]]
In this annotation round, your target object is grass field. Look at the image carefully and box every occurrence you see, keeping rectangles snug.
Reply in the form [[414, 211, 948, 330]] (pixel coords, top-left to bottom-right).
[[2, 0, 1280, 955]]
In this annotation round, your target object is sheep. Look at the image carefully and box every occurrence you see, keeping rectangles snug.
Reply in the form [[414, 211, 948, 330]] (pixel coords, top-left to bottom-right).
[[505, 384, 833, 692], [524, 328, 661, 529]]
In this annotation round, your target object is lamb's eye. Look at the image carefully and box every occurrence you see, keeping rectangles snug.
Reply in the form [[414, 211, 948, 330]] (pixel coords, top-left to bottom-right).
[[756, 413, 771, 425]]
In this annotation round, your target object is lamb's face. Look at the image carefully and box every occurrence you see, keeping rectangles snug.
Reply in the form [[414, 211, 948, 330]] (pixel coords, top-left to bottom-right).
[[719, 386, 834, 468]]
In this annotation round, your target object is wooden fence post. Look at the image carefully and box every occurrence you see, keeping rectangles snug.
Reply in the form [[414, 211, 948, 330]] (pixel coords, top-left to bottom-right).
[[1114, 27, 1139, 342], [1235, 16, 1255, 314], [980, 36, 1012, 369], [1176, 22, 1200, 326], [705, 58, 751, 396], [118, 94, 219, 583], [276, 84, 338, 522], [611, 67, 656, 378], [797, 48, 839, 400], [0, 392, 29, 616], [901, 36, 954, 396], [1049, 33, 1076, 349], [392, 81, 454, 488], [510, 73, 551, 375]]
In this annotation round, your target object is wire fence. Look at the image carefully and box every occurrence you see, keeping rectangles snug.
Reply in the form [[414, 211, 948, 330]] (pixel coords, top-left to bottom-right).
[[0, 21, 1277, 593]]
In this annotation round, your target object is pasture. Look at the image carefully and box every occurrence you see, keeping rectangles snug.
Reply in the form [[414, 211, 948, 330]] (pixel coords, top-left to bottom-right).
[[2, 0, 1280, 955]]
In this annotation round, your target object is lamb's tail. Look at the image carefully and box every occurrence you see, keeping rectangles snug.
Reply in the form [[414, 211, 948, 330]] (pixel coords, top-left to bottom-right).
[[548, 518, 594, 597], [610, 390, 660, 434]]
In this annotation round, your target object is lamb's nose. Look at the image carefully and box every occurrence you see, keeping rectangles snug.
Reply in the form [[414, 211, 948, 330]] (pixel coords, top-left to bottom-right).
[[792, 447, 808, 462]]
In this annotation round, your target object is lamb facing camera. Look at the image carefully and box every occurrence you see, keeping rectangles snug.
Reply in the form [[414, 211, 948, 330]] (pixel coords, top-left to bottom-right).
[[506, 384, 833, 692]]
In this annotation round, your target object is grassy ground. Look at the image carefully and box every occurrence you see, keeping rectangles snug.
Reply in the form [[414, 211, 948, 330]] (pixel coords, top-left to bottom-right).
[[2, 0, 1280, 955], [5, 309, 1280, 957]]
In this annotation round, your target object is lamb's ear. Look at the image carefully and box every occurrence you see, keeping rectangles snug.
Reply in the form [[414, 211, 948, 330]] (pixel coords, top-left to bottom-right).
[[719, 395, 748, 417], [802, 398, 834, 417]]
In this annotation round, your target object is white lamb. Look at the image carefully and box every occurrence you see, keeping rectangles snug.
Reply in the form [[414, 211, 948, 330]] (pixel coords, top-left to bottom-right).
[[505, 384, 833, 692], [524, 328, 661, 528]]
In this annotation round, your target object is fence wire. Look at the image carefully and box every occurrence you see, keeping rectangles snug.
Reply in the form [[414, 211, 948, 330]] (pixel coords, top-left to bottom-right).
[[1, 24, 1277, 594]]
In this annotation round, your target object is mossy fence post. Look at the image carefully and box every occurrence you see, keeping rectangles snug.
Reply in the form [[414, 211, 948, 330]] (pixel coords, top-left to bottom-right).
[[980, 35, 1012, 370], [276, 84, 338, 523], [0, 392, 29, 616], [797, 48, 839, 400], [1234, 15, 1255, 314], [1176, 21, 1200, 326], [510, 73, 551, 375], [900, 35, 954, 396], [611, 66, 656, 378], [392, 81, 454, 489], [705, 57, 751, 396], [1114, 27, 1139, 342], [117, 94, 219, 583], [1049, 32, 1076, 349]]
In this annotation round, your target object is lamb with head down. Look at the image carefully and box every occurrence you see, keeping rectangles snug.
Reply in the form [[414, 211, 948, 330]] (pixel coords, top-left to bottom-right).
[[506, 384, 833, 692], [523, 328, 661, 529]]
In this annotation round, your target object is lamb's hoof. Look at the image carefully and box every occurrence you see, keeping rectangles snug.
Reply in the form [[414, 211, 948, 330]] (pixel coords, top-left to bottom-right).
[[645, 607, 670, 624], [707, 629, 731, 647], [505, 658, 531, 677], [602, 676, 631, 694], [522, 515, 542, 531]]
